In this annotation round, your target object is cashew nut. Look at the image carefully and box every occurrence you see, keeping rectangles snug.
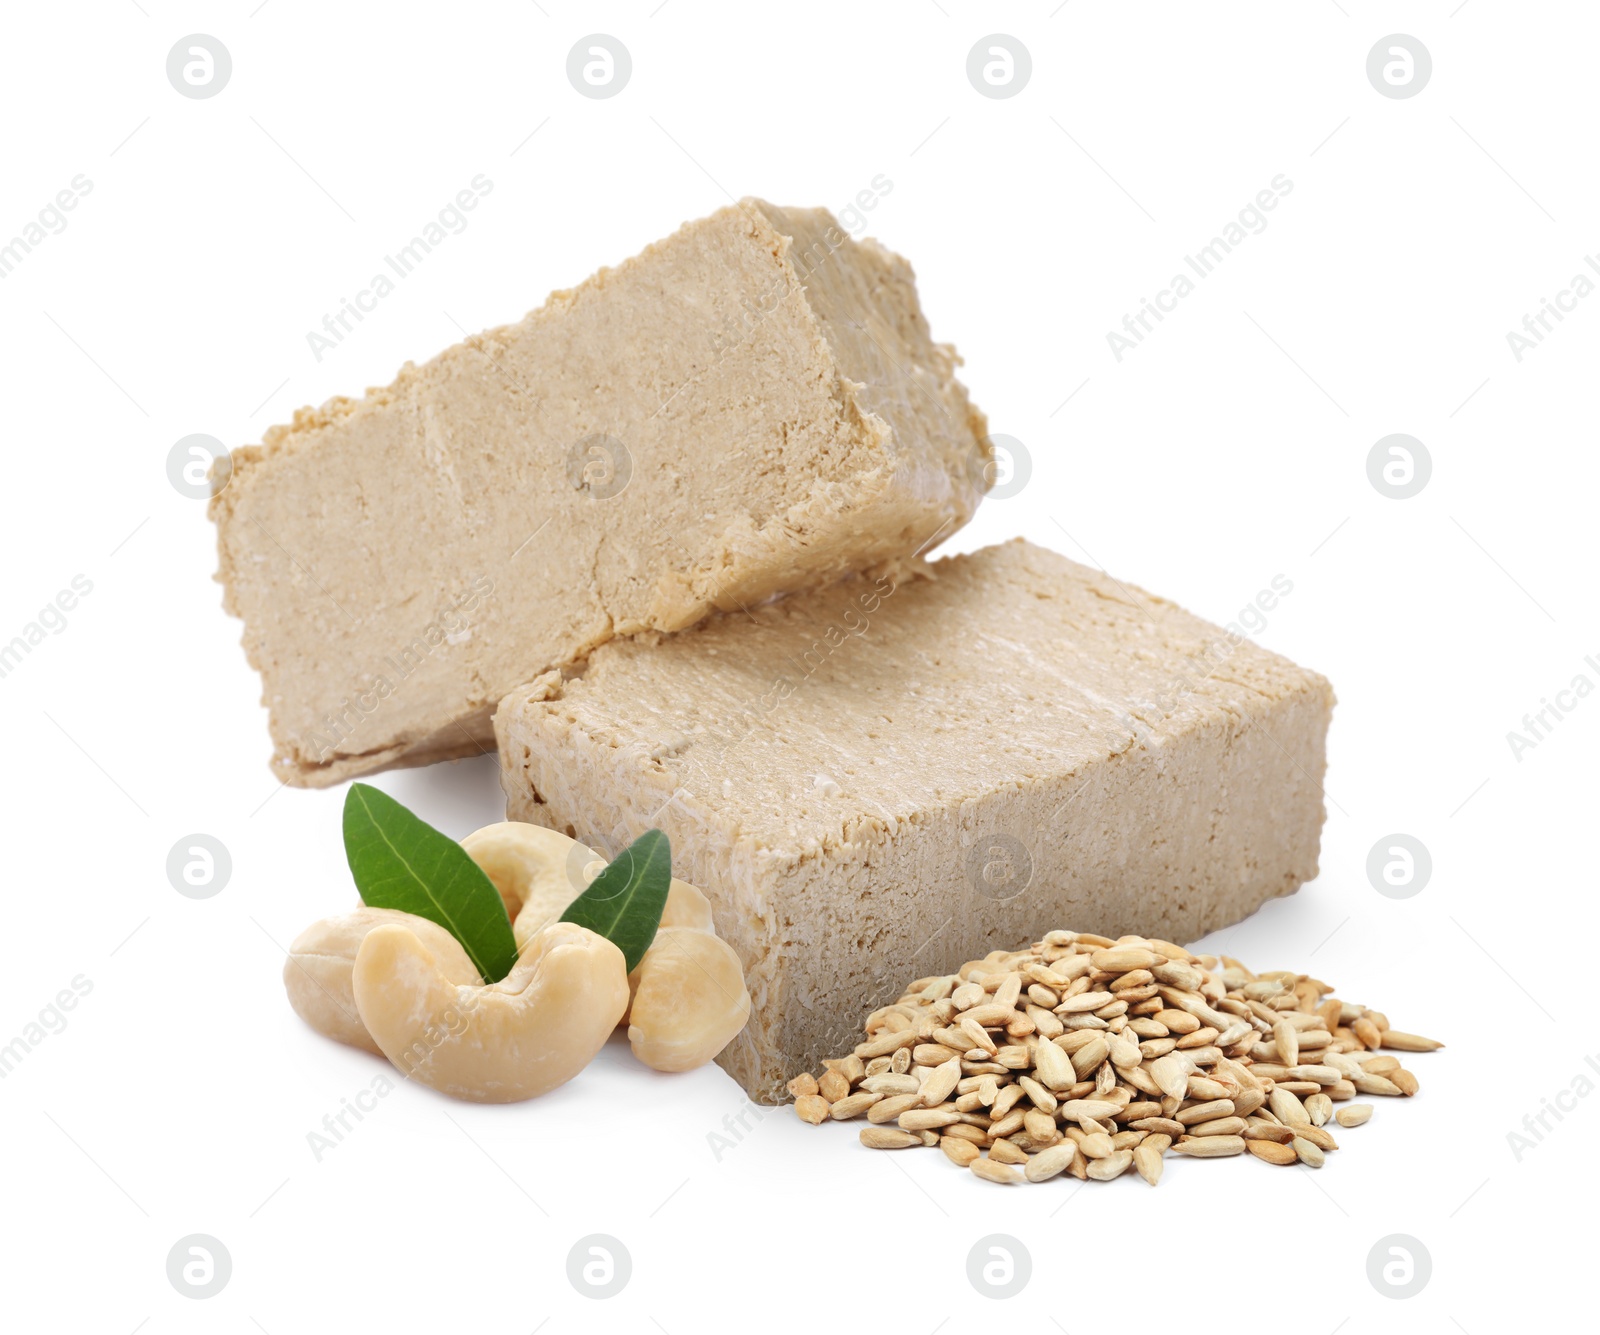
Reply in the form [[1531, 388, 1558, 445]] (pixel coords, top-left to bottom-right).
[[473, 822, 721, 1021], [461, 820, 716, 945], [352, 920, 629, 1102], [283, 907, 480, 1054], [460, 821, 607, 947], [657, 877, 715, 934], [627, 927, 752, 1073], [618, 878, 717, 1023]]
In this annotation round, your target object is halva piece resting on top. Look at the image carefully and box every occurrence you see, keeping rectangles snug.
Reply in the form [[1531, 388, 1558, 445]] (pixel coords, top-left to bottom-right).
[[495, 540, 1335, 1103], [210, 199, 989, 787]]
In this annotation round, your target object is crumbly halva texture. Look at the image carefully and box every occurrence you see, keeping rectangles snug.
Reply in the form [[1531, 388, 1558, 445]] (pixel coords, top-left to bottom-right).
[[210, 199, 989, 787], [494, 540, 1336, 1102]]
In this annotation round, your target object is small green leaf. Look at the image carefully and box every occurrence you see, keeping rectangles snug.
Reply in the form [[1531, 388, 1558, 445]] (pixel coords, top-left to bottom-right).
[[560, 829, 671, 973], [342, 783, 518, 983]]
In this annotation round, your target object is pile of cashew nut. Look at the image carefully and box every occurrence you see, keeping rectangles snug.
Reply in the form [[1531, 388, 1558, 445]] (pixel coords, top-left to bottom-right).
[[282, 822, 751, 1103]]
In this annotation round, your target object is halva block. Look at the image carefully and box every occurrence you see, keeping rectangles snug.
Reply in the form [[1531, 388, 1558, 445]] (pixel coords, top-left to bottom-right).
[[494, 540, 1335, 1102], [211, 199, 989, 786]]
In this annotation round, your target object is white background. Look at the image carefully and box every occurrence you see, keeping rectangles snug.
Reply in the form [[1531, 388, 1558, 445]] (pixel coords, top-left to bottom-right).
[[1, 2, 1593, 1330]]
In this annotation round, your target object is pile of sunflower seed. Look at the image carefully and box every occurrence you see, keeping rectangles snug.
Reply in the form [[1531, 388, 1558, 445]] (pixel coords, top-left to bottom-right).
[[787, 930, 1440, 1184]]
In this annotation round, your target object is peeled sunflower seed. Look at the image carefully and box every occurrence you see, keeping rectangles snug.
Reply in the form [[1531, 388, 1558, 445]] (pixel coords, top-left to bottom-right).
[[1173, 1135, 1246, 1158], [1133, 1139, 1167, 1185], [1292, 1136, 1326, 1168], [794, 1094, 830, 1124], [828, 1091, 881, 1120], [789, 929, 1438, 1187], [860, 1126, 921, 1150], [970, 1157, 1023, 1184], [866, 1093, 923, 1124], [1087, 1149, 1135, 1180]]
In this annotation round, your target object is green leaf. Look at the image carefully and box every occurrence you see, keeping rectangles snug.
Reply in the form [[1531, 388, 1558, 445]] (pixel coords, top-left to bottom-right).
[[342, 783, 518, 984], [560, 829, 672, 973]]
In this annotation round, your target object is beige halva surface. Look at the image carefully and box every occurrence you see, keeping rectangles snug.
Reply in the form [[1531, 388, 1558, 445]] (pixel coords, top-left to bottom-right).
[[211, 200, 989, 786], [495, 540, 1335, 1102]]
